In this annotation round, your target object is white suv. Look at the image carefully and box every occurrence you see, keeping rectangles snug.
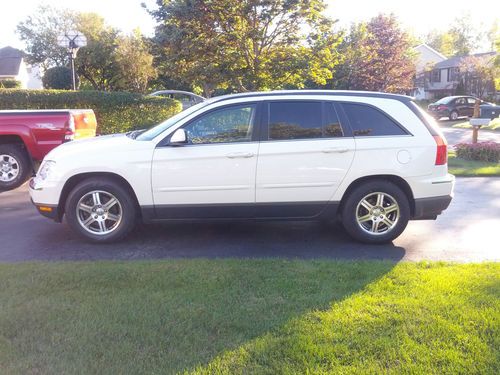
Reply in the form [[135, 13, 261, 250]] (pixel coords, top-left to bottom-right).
[[29, 91, 454, 244]]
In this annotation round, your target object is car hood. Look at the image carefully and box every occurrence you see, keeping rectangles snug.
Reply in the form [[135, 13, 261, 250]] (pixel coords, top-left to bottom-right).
[[44, 133, 150, 161]]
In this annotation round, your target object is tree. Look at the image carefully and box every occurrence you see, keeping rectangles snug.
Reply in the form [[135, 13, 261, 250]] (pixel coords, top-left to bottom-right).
[[17, 6, 156, 92], [459, 55, 497, 98], [424, 30, 456, 57], [424, 15, 484, 57], [114, 30, 157, 93], [42, 66, 75, 89], [16, 5, 73, 69], [147, 0, 340, 97], [332, 14, 416, 93]]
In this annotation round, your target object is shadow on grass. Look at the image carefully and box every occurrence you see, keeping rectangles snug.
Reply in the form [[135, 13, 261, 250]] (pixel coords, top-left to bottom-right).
[[0, 259, 402, 374]]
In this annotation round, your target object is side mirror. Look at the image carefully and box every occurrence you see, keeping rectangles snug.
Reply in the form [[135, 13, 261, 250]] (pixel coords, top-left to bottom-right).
[[169, 128, 188, 146]]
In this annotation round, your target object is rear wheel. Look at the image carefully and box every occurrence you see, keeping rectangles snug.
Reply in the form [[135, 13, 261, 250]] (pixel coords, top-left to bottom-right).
[[0, 144, 31, 191], [449, 110, 458, 121], [65, 178, 136, 243], [341, 180, 410, 244]]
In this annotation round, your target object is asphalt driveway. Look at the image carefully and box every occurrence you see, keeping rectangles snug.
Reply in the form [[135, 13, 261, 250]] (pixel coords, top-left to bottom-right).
[[0, 177, 498, 263]]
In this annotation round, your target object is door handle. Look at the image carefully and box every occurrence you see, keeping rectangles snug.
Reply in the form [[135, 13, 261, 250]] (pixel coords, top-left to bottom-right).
[[226, 152, 255, 159], [322, 147, 350, 154]]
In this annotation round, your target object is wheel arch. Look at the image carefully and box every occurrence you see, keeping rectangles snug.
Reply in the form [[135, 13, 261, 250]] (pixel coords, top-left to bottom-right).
[[339, 175, 415, 217], [58, 172, 141, 221]]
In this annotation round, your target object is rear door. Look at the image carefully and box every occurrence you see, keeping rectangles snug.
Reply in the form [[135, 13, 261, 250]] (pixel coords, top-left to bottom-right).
[[255, 100, 355, 218], [466, 97, 478, 116], [454, 97, 468, 117]]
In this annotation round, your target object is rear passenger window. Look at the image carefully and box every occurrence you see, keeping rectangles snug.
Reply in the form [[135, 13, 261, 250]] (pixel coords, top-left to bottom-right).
[[269, 102, 322, 140], [341, 103, 407, 136]]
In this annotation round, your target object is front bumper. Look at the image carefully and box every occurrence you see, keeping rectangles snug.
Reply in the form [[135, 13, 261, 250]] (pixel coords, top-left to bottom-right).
[[29, 178, 64, 222]]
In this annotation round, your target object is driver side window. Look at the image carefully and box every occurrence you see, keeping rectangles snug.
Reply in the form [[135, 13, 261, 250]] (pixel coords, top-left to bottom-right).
[[183, 104, 256, 145]]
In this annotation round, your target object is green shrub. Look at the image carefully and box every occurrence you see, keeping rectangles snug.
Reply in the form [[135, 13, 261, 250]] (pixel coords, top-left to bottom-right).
[[0, 79, 22, 89], [454, 142, 500, 162], [0, 89, 182, 134], [42, 66, 76, 90]]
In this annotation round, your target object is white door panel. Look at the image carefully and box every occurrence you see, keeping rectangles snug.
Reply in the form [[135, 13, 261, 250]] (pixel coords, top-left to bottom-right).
[[256, 139, 355, 203], [152, 143, 259, 205]]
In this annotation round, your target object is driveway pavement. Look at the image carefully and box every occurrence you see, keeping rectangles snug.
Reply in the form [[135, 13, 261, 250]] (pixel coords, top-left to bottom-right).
[[0, 177, 498, 263], [440, 125, 500, 145]]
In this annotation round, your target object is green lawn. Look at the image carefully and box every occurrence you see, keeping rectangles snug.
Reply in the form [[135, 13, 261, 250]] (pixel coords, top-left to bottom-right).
[[448, 151, 500, 176], [452, 117, 500, 131], [0, 261, 498, 374]]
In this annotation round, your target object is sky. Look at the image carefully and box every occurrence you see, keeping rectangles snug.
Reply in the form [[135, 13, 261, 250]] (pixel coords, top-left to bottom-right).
[[1, 0, 499, 50]]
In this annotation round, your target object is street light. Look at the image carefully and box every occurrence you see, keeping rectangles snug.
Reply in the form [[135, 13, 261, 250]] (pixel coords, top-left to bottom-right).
[[57, 31, 87, 90]]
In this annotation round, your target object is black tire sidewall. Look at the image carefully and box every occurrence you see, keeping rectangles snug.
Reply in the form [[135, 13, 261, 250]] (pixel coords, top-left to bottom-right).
[[341, 180, 410, 244], [65, 178, 136, 243], [0, 144, 31, 191], [449, 111, 458, 121]]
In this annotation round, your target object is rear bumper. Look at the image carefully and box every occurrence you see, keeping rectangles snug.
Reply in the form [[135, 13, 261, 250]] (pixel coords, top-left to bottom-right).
[[412, 195, 452, 220]]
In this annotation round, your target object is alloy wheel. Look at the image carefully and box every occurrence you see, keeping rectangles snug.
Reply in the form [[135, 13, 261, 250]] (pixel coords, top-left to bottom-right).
[[355, 192, 400, 235], [0, 154, 20, 182], [76, 190, 122, 235]]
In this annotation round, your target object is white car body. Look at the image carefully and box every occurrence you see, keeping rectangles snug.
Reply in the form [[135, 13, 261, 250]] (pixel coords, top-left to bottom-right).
[[30, 91, 455, 243]]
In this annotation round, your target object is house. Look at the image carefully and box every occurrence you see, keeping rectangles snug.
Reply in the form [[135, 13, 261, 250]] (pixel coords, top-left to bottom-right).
[[413, 44, 497, 100], [412, 44, 447, 100], [0, 46, 43, 89]]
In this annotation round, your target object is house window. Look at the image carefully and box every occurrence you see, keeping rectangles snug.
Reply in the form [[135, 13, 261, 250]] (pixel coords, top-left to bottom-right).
[[430, 69, 441, 83]]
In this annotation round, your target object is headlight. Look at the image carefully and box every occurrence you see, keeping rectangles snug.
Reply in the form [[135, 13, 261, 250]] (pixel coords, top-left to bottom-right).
[[36, 160, 56, 181]]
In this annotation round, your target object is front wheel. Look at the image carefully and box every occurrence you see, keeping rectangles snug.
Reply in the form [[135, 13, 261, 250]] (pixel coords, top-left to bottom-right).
[[0, 144, 31, 191], [65, 178, 136, 243], [341, 180, 410, 244]]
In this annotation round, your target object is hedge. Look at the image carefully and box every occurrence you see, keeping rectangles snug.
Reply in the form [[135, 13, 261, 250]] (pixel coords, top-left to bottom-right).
[[0, 80, 22, 89], [0, 89, 182, 135]]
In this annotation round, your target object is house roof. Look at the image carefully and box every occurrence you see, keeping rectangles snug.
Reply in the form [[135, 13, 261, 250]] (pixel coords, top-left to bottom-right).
[[0, 46, 24, 76], [413, 44, 447, 61], [434, 51, 497, 69]]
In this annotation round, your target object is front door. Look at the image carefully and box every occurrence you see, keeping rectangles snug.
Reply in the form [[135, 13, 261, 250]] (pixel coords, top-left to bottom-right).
[[255, 100, 355, 218], [151, 103, 260, 219]]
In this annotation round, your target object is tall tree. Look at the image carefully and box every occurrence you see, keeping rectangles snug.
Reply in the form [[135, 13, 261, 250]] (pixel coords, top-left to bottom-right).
[[114, 30, 157, 93], [424, 15, 485, 57], [332, 14, 416, 93], [16, 6, 156, 92], [16, 5, 73, 68], [147, 0, 340, 97]]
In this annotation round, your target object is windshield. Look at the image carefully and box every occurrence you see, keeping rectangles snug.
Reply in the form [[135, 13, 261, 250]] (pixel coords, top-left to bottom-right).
[[434, 97, 454, 105], [135, 101, 209, 141]]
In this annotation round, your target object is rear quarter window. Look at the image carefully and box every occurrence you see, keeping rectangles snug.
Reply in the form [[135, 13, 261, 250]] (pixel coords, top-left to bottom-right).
[[341, 103, 408, 137]]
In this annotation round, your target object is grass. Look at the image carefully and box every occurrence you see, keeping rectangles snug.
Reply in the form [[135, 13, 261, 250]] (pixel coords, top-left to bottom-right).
[[0, 260, 498, 374], [452, 117, 500, 132], [448, 151, 500, 176]]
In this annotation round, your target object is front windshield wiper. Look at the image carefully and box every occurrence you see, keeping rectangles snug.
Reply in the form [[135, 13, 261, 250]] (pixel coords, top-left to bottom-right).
[[126, 129, 146, 139]]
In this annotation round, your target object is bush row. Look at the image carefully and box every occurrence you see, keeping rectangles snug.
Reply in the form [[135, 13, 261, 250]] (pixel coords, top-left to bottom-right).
[[0, 89, 182, 134], [454, 142, 500, 162], [0, 80, 22, 89]]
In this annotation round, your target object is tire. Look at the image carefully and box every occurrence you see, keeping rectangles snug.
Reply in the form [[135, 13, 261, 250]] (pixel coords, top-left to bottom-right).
[[449, 110, 458, 121], [341, 180, 410, 244], [0, 144, 32, 191], [65, 177, 137, 243]]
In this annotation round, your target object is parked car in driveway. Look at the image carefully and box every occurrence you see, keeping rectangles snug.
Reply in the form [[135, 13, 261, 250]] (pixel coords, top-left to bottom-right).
[[0, 109, 97, 191], [30, 90, 454, 244], [149, 90, 205, 110], [427, 95, 481, 120]]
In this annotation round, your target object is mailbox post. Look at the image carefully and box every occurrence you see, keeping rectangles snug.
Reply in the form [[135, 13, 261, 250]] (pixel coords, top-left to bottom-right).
[[470, 100, 490, 143]]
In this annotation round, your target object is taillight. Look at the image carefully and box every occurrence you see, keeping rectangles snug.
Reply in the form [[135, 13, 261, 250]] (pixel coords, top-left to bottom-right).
[[433, 135, 447, 165], [64, 115, 75, 142]]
